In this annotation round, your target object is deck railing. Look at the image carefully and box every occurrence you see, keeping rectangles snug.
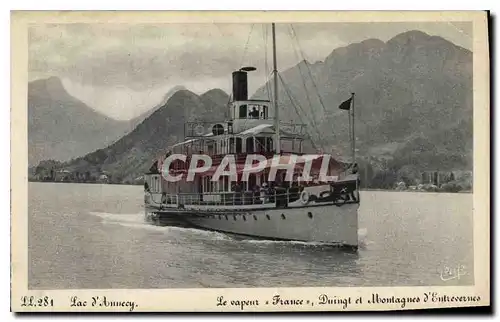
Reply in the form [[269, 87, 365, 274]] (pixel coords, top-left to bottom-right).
[[146, 175, 360, 208], [149, 188, 301, 208]]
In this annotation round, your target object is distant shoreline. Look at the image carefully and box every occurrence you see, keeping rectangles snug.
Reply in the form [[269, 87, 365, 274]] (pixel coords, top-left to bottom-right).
[[361, 188, 472, 194], [28, 180, 142, 187], [28, 180, 472, 193]]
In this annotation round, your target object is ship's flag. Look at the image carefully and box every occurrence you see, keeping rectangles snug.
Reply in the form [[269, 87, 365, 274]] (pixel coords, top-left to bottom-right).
[[149, 160, 159, 173], [339, 97, 353, 110]]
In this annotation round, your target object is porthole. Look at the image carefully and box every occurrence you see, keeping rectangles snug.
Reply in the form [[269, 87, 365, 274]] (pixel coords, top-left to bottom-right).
[[307, 212, 313, 219], [218, 215, 221, 220], [233, 215, 237, 221], [266, 214, 271, 220], [281, 214, 286, 220], [253, 215, 257, 220], [243, 215, 246, 221], [225, 215, 228, 220]]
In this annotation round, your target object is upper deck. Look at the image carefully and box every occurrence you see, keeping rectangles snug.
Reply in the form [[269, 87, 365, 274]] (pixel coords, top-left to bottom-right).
[[183, 120, 307, 139], [157, 67, 312, 169]]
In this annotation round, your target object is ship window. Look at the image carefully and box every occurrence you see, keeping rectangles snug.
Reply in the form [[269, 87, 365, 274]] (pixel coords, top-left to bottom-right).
[[225, 215, 228, 220], [253, 215, 257, 220], [218, 178, 223, 192], [203, 176, 217, 193], [262, 105, 268, 119], [266, 138, 273, 152], [239, 105, 247, 118], [248, 105, 259, 119], [207, 142, 214, 155], [256, 137, 265, 152], [233, 215, 237, 221], [220, 139, 226, 154], [229, 138, 234, 153], [266, 214, 270, 220], [246, 137, 254, 153], [248, 174, 256, 190], [236, 138, 242, 153], [243, 215, 246, 221], [281, 214, 286, 220], [307, 212, 313, 219]]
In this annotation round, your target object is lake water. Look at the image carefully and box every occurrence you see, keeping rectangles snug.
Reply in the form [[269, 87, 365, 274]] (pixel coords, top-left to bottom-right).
[[28, 182, 474, 289]]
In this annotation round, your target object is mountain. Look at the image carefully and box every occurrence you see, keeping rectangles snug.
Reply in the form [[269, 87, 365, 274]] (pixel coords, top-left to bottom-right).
[[128, 85, 188, 129], [199, 88, 231, 120], [28, 77, 133, 166], [39, 30, 472, 187], [57, 89, 229, 183], [253, 30, 473, 171]]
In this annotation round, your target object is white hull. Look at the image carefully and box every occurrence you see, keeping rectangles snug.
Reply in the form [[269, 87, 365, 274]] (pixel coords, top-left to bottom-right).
[[145, 202, 359, 248]]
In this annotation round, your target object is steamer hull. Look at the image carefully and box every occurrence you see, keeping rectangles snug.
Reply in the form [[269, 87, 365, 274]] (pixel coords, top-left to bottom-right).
[[144, 182, 360, 248]]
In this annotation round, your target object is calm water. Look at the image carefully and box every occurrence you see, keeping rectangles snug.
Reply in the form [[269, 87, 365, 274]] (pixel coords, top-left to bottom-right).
[[28, 182, 474, 289]]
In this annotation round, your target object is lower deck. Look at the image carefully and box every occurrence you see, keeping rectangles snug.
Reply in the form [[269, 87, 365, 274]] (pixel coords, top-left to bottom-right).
[[145, 177, 360, 213]]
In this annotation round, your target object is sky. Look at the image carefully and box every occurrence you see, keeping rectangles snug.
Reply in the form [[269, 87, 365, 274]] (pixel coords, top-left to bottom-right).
[[28, 22, 472, 121]]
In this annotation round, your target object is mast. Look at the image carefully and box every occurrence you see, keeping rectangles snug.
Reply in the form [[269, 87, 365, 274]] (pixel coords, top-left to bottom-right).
[[272, 23, 280, 154], [351, 92, 355, 164]]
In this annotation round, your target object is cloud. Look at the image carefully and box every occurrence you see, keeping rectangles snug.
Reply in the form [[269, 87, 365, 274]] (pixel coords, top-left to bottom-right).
[[28, 22, 472, 119], [28, 23, 345, 90]]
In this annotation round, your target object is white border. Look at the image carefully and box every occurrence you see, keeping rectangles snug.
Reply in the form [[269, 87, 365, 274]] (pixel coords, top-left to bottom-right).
[[4, 2, 496, 322]]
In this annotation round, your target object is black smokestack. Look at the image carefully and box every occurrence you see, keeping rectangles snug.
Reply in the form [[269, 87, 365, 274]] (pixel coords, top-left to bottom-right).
[[232, 71, 248, 101]]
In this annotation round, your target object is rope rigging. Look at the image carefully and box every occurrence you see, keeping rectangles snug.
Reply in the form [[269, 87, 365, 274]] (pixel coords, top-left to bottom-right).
[[278, 73, 322, 151], [235, 23, 337, 153], [286, 25, 326, 151], [262, 24, 273, 102], [289, 24, 329, 116], [239, 24, 255, 69]]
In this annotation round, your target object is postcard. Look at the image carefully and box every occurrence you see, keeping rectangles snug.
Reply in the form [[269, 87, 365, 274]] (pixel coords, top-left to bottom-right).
[[11, 10, 490, 312]]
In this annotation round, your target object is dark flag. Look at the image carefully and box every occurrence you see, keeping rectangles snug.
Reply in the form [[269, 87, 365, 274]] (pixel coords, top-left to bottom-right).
[[149, 160, 159, 174], [339, 97, 353, 110]]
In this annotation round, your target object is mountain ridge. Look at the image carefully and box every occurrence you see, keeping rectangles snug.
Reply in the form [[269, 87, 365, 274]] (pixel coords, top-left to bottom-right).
[[30, 30, 473, 188], [252, 29, 472, 171], [28, 76, 133, 166], [44, 88, 230, 183]]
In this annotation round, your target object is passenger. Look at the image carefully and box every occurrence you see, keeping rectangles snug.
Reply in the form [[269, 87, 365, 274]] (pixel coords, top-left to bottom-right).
[[260, 183, 268, 203], [250, 107, 259, 119], [253, 185, 261, 204]]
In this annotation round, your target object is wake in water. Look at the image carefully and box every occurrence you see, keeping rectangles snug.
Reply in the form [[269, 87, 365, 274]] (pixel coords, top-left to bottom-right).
[[357, 228, 372, 249], [237, 228, 370, 251], [90, 211, 371, 249], [89, 211, 232, 241]]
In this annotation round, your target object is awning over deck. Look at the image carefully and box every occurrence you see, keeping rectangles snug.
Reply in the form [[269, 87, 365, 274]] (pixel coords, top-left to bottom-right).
[[239, 124, 274, 136], [195, 154, 343, 177]]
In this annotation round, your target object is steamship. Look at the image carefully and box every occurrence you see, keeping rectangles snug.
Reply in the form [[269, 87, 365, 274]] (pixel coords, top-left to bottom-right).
[[143, 23, 360, 248]]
